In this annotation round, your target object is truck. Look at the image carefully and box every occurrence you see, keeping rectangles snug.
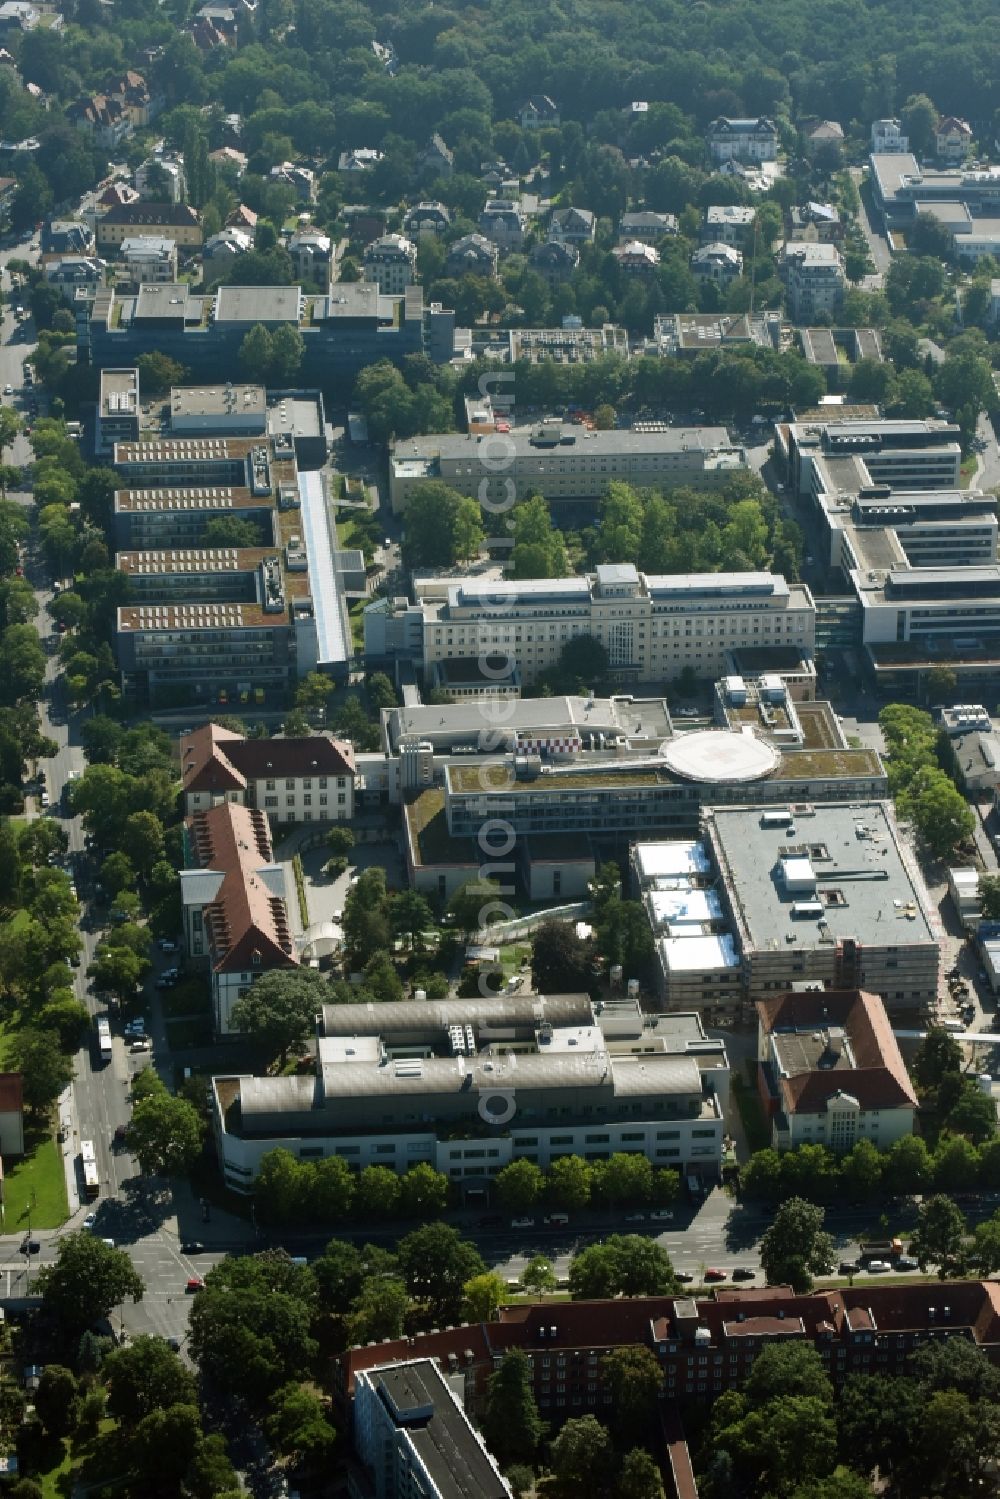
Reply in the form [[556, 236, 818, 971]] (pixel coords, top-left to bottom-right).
[[859, 1237, 903, 1260]]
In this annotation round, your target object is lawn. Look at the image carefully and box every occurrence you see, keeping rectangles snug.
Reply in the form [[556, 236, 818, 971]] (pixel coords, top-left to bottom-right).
[[33, 1418, 121, 1499], [2, 1123, 68, 1231]]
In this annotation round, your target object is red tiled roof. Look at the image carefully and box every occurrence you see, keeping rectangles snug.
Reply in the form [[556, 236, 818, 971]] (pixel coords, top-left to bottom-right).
[[186, 802, 297, 975], [181, 722, 355, 797], [757, 988, 918, 1116]]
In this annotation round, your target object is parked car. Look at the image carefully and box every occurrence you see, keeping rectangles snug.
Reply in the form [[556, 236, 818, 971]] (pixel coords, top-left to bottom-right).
[[510, 1217, 535, 1230], [675, 1270, 694, 1283], [704, 1268, 727, 1282], [19, 1238, 39, 1255], [649, 1209, 674, 1222], [624, 1212, 646, 1223], [83, 1212, 97, 1230], [867, 1259, 892, 1273], [185, 1277, 204, 1293], [158, 938, 179, 953], [839, 1260, 861, 1275], [732, 1267, 756, 1281], [181, 1241, 205, 1255], [896, 1256, 919, 1271], [129, 1040, 150, 1052], [543, 1213, 569, 1227]]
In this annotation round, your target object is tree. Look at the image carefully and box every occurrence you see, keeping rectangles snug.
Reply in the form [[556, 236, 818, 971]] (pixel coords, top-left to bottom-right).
[[87, 943, 148, 1002], [202, 515, 263, 548], [8, 1027, 73, 1114], [269, 323, 305, 383], [356, 1165, 401, 1217], [122, 810, 166, 879], [510, 495, 569, 580], [602, 1346, 662, 1446], [125, 1089, 205, 1177], [745, 1342, 832, 1406], [130, 1402, 204, 1495], [397, 1162, 449, 1217], [264, 1383, 335, 1468], [389, 890, 434, 952], [38, 1233, 144, 1331], [979, 874, 1000, 921], [230, 968, 328, 1064], [402, 481, 485, 569], [912, 1027, 962, 1094], [520, 1254, 557, 1295], [448, 878, 503, 939], [462, 1271, 506, 1321], [482, 1349, 543, 1469], [909, 1193, 968, 1277], [840, 1138, 884, 1200], [326, 825, 355, 858], [908, 769, 974, 856], [547, 1154, 593, 1210], [947, 1080, 998, 1144], [238, 324, 275, 382], [543, 633, 610, 694], [901, 93, 939, 156], [972, 1211, 1000, 1276], [568, 1235, 677, 1298], [883, 1133, 932, 1196], [495, 1158, 544, 1212], [33, 1365, 77, 1438], [103, 1336, 196, 1422], [592, 1152, 653, 1206], [397, 1223, 485, 1321], [188, 1255, 317, 1403], [616, 1448, 665, 1499], [136, 352, 187, 397], [346, 1277, 411, 1345], [759, 1197, 835, 1292], [531, 919, 592, 993], [550, 1415, 615, 1499]]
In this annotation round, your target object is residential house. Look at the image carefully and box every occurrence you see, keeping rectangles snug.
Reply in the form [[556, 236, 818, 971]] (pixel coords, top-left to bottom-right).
[[44, 256, 107, 300], [0, 2, 39, 30], [787, 202, 843, 243], [549, 206, 596, 245], [98, 182, 140, 212], [113, 70, 158, 127], [180, 801, 298, 1036], [203, 226, 252, 264], [706, 116, 778, 163], [363, 232, 417, 295], [226, 203, 257, 234], [119, 236, 177, 285], [445, 232, 499, 279], [936, 116, 973, 165], [68, 93, 131, 149], [702, 205, 755, 247], [481, 161, 518, 195], [530, 238, 578, 286], [338, 148, 383, 174], [872, 118, 908, 154], [802, 119, 845, 160], [618, 209, 677, 246], [344, 206, 386, 244], [135, 156, 185, 204], [42, 218, 94, 256], [478, 198, 526, 252], [287, 228, 333, 283], [416, 134, 453, 180], [402, 201, 451, 239], [756, 989, 918, 1151], [96, 202, 203, 252], [690, 241, 743, 288], [779, 240, 845, 320], [209, 145, 248, 175], [613, 239, 661, 276], [518, 95, 559, 130], [0, 1074, 23, 1158], [270, 161, 316, 201]]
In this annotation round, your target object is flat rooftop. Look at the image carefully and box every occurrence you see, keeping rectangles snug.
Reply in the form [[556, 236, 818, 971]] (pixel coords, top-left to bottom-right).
[[118, 601, 284, 631], [370, 1360, 508, 1499], [773, 1028, 855, 1076], [213, 284, 301, 323], [114, 485, 275, 513], [170, 384, 266, 420], [707, 800, 936, 951], [99, 366, 138, 418], [387, 694, 672, 748], [393, 424, 735, 465], [116, 546, 272, 575]]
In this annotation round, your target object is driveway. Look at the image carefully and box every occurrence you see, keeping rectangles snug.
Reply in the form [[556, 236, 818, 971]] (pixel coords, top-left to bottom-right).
[[297, 838, 405, 930]]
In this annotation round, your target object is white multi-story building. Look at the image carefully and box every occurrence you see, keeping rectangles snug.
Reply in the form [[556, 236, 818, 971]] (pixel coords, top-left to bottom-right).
[[362, 232, 417, 295], [779, 241, 845, 320], [706, 116, 778, 163], [690, 242, 743, 288], [871, 119, 908, 154], [703, 205, 755, 246], [389, 423, 747, 513], [478, 198, 527, 252], [181, 722, 356, 823], [417, 565, 813, 686], [211, 993, 729, 1191], [353, 1361, 510, 1499]]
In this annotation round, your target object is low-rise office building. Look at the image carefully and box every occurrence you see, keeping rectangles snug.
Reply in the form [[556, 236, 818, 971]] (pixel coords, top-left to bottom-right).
[[389, 424, 747, 513], [115, 598, 299, 701], [870, 151, 1000, 227], [782, 416, 963, 499], [649, 310, 783, 359], [704, 800, 940, 1012], [756, 988, 918, 1150], [181, 801, 298, 1034], [212, 993, 728, 1192]]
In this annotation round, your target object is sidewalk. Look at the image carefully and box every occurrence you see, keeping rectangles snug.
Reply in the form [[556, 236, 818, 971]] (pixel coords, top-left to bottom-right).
[[57, 1083, 80, 1223]]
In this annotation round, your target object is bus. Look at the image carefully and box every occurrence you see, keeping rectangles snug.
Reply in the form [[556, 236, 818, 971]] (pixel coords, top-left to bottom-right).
[[80, 1140, 99, 1200], [95, 1016, 112, 1065]]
